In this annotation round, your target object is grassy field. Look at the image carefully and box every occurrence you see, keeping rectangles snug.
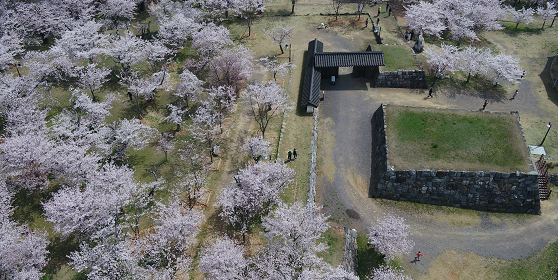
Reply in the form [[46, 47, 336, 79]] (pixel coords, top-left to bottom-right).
[[385, 105, 532, 172], [372, 44, 419, 71]]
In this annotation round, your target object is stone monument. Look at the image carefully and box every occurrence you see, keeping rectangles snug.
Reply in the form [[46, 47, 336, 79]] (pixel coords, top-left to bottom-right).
[[414, 34, 424, 52]]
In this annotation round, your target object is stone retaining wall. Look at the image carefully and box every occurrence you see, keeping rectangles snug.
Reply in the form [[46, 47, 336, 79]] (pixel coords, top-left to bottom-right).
[[370, 105, 541, 214], [375, 70, 428, 89], [307, 107, 319, 204], [341, 227, 358, 276]]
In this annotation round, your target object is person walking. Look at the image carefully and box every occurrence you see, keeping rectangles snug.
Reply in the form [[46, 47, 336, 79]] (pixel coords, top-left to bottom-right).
[[288, 150, 292, 162], [293, 148, 298, 159], [377, 7, 381, 16], [428, 87, 433, 98], [388, 7, 392, 16], [376, 18, 380, 25], [510, 90, 518, 100], [365, 18, 368, 27], [482, 99, 488, 110], [416, 252, 423, 261]]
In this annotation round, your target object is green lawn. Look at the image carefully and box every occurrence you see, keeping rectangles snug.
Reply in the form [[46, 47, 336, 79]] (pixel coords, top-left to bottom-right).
[[385, 105, 532, 172], [371, 45, 418, 71]]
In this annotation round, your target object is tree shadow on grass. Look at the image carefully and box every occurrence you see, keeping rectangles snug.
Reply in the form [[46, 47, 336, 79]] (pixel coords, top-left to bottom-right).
[[434, 74, 508, 103], [43, 234, 80, 275], [540, 56, 558, 107], [357, 232, 386, 279], [501, 22, 543, 37]]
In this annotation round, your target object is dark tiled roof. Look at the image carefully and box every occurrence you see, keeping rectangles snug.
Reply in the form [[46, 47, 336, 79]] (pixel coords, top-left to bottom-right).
[[301, 39, 323, 108], [314, 52, 385, 68]]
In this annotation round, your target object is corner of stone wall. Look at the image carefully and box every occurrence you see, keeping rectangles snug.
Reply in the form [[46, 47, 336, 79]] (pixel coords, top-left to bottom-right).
[[371, 104, 388, 197], [511, 110, 536, 171]]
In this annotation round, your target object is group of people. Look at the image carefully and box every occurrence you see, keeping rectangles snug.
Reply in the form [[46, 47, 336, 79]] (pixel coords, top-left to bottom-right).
[[287, 148, 297, 162], [404, 29, 414, 41]]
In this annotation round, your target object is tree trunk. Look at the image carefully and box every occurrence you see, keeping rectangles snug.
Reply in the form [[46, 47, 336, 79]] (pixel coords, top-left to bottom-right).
[[136, 93, 141, 117], [165, 151, 168, 161], [542, 20, 546, 30], [225, 10, 229, 19], [551, 16, 556, 27], [90, 88, 96, 102], [515, 22, 520, 29], [291, 2, 295, 14], [466, 72, 471, 83], [279, 44, 284, 54], [176, 123, 181, 131]]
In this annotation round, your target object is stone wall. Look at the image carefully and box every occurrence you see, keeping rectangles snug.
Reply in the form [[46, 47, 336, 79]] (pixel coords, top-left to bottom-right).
[[375, 70, 428, 89], [370, 105, 541, 214], [307, 108, 319, 204]]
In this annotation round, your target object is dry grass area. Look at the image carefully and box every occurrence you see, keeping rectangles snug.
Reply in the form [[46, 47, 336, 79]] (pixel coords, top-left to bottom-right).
[[385, 105, 532, 172]]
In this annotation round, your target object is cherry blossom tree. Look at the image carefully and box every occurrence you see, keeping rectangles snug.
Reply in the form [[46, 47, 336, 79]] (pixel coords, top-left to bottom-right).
[[202, 0, 240, 19], [0, 33, 23, 71], [404, 2, 446, 38], [98, 0, 136, 29], [177, 143, 212, 208], [367, 265, 413, 280], [77, 63, 111, 101], [175, 69, 203, 108], [0, 131, 55, 191], [509, 6, 535, 28], [263, 22, 294, 54], [243, 81, 293, 138], [405, 0, 506, 41], [50, 21, 109, 64], [120, 70, 171, 117], [367, 213, 414, 263], [105, 30, 148, 77], [537, 2, 557, 29], [254, 201, 358, 280], [241, 136, 272, 162], [207, 45, 254, 94], [486, 53, 523, 86], [137, 197, 204, 277], [208, 85, 236, 133], [260, 57, 295, 81], [164, 104, 185, 132], [190, 101, 222, 162], [1, 1, 75, 45], [0, 219, 50, 279], [331, 0, 345, 20], [192, 22, 233, 58], [156, 133, 175, 161], [215, 161, 295, 242], [199, 236, 248, 280], [456, 46, 490, 83], [157, 7, 202, 48], [236, 0, 269, 36], [43, 164, 154, 238], [107, 118, 157, 163], [424, 43, 460, 85], [0, 185, 49, 279]]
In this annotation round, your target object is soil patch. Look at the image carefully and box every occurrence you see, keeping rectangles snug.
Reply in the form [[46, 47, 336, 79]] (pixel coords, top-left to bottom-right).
[[327, 17, 348, 27]]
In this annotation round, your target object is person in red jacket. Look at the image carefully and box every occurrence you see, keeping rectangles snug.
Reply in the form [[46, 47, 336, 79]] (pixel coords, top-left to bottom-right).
[[416, 251, 423, 261]]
